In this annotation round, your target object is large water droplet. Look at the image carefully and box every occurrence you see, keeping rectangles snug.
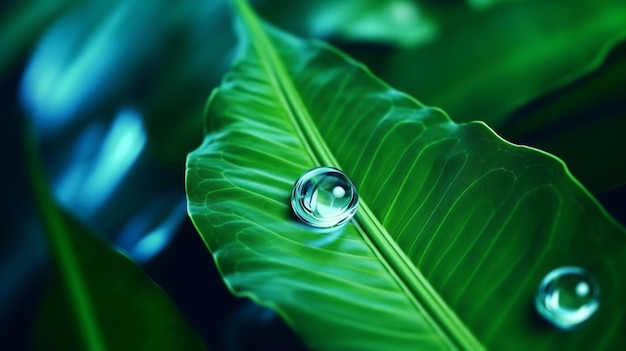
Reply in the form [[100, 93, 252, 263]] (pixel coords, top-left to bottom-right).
[[291, 167, 358, 228], [535, 266, 600, 330]]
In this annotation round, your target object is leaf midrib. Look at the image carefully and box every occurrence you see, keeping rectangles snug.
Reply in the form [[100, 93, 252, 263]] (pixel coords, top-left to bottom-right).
[[231, 0, 485, 349]]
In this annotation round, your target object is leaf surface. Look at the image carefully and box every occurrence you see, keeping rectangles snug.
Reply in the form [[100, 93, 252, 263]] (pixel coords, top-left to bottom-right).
[[186, 1, 626, 349], [380, 0, 626, 128]]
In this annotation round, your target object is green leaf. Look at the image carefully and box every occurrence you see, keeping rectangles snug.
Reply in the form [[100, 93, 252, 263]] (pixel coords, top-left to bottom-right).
[[500, 39, 626, 193], [26, 132, 206, 350], [186, 1, 626, 349], [378, 0, 626, 128]]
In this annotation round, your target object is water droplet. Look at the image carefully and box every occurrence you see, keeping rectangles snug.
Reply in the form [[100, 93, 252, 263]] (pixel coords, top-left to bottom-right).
[[535, 266, 600, 330], [291, 167, 358, 228]]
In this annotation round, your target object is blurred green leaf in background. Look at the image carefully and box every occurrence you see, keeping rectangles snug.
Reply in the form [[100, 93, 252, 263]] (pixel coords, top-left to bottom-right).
[[26, 132, 206, 350]]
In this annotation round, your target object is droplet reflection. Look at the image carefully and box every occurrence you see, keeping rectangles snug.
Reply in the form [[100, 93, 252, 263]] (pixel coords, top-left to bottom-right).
[[535, 266, 600, 330], [291, 167, 358, 228]]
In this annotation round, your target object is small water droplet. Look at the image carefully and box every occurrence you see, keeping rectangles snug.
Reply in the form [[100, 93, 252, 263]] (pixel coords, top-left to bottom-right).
[[291, 167, 358, 228], [535, 266, 600, 330]]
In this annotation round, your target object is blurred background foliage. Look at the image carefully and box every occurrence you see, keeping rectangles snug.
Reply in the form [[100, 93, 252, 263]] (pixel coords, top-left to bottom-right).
[[1, 0, 624, 349]]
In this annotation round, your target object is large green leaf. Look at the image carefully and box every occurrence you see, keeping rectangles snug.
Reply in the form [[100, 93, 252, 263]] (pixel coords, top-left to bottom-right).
[[377, 0, 626, 128], [186, 1, 626, 349], [26, 132, 206, 350]]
